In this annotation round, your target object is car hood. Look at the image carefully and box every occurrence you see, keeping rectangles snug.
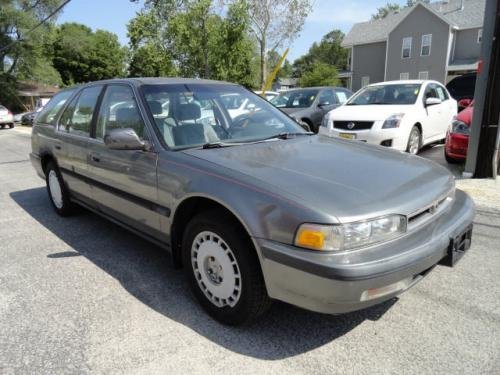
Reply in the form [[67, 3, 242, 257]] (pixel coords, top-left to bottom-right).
[[183, 136, 454, 222], [328, 104, 413, 121]]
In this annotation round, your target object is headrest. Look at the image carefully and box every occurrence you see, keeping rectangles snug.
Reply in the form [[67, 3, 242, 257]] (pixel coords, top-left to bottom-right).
[[148, 100, 163, 115], [177, 103, 201, 121]]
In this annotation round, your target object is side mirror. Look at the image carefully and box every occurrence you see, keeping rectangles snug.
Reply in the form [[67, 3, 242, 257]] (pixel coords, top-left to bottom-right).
[[104, 128, 147, 150], [458, 98, 472, 109], [425, 97, 442, 106]]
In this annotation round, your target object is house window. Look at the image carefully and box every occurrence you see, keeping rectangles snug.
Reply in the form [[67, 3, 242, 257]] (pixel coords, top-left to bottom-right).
[[478, 29, 483, 43], [421, 34, 432, 56], [400, 72, 410, 80], [361, 76, 370, 87], [402, 37, 412, 58], [418, 71, 429, 80]]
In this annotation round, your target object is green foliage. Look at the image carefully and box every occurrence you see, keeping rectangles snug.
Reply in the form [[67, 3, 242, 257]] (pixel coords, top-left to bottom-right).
[[51, 23, 126, 85], [127, 0, 259, 86], [292, 29, 347, 78], [299, 62, 339, 88], [372, 0, 430, 20]]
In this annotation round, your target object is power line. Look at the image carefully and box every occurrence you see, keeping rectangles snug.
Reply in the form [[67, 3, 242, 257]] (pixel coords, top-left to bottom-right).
[[0, 0, 72, 54]]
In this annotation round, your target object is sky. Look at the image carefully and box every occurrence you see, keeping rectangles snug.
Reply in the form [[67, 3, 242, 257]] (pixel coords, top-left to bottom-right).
[[57, 0, 409, 62]]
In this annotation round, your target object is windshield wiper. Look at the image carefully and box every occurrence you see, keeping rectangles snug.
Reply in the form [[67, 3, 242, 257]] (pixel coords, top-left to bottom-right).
[[258, 132, 314, 141], [202, 141, 239, 149]]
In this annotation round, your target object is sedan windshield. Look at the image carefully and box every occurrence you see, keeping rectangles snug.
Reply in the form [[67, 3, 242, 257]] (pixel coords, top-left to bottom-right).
[[270, 89, 319, 108], [347, 84, 421, 105], [141, 84, 306, 150]]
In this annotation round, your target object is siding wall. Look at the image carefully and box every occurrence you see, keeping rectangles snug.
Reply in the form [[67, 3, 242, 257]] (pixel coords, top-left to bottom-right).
[[453, 28, 482, 61], [385, 5, 450, 83], [351, 42, 386, 91]]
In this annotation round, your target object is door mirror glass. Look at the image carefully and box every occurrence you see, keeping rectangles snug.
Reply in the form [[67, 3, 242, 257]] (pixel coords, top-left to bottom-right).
[[104, 128, 146, 150], [425, 97, 442, 106]]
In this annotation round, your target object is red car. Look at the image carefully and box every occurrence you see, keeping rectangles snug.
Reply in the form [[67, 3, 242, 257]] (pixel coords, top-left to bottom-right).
[[445, 100, 472, 163]]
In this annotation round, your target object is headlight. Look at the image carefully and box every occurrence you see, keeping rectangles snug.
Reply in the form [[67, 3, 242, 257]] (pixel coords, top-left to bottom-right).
[[321, 115, 330, 128], [382, 113, 405, 129], [451, 120, 470, 135], [294, 215, 407, 251]]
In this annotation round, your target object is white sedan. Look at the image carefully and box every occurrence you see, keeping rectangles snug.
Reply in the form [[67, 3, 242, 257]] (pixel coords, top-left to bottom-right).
[[319, 80, 457, 154]]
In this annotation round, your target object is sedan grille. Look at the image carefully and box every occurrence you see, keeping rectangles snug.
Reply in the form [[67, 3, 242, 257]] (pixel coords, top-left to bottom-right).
[[334, 121, 374, 130]]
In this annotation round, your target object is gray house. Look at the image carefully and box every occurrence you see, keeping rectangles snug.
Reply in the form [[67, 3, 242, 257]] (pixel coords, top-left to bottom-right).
[[342, 0, 485, 91]]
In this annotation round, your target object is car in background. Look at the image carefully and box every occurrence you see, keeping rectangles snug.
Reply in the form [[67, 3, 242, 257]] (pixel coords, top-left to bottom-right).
[[254, 90, 279, 101], [445, 101, 473, 163], [320, 80, 457, 154], [21, 111, 38, 126], [446, 73, 476, 104], [270, 87, 353, 133], [0, 105, 14, 129]]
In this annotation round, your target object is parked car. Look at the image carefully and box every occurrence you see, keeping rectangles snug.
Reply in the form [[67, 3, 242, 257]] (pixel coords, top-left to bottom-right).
[[31, 78, 474, 325], [21, 111, 37, 126], [445, 101, 473, 163], [0, 105, 14, 128], [270, 87, 353, 133], [320, 80, 457, 154], [446, 73, 476, 103], [254, 90, 279, 101]]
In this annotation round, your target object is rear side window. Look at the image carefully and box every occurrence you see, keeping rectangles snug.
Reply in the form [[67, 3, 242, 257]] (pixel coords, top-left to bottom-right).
[[59, 86, 102, 137], [37, 90, 75, 125]]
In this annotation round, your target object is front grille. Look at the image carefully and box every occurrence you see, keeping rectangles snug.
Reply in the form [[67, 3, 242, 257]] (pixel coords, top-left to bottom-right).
[[334, 121, 374, 130], [407, 192, 453, 227]]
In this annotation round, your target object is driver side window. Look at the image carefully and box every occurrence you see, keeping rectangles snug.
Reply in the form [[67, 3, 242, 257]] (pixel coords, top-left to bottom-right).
[[318, 90, 336, 105]]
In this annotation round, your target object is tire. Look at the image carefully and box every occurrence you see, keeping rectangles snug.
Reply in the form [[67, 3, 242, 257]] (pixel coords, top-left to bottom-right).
[[304, 119, 316, 133], [9, 123, 14, 129], [444, 149, 464, 164], [182, 210, 271, 325], [406, 126, 421, 155], [45, 161, 74, 216]]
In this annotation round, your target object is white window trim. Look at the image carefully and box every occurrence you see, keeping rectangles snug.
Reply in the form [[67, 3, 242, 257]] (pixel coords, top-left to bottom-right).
[[421, 34, 432, 56], [361, 76, 370, 87], [418, 71, 429, 80], [477, 29, 483, 43], [402, 37, 412, 59], [400, 72, 410, 80]]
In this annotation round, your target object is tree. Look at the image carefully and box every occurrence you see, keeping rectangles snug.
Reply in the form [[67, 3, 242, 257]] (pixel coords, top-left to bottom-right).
[[51, 23, 126, 85], [292, 29, 347, 78], [372, 0, 430, 20], [299, 62, 339, 87], [242, 0, 313, 87]]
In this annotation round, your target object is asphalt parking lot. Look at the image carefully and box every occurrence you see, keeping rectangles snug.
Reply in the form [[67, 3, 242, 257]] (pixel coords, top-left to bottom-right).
[[1, 126, 499, 374]]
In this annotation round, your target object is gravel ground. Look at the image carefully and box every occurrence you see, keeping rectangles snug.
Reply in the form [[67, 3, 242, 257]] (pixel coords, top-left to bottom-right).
[[1, 127, 499, 374]]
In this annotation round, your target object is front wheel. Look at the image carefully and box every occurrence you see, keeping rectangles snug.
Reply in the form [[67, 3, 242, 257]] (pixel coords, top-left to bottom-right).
[[182, 210, 271, 325], [406, 126, 421, 155], [8, 123, 14, 128]]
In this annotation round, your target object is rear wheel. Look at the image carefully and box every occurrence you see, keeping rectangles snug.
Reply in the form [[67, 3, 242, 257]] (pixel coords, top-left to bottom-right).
[[8, 123, 14, 129], [406, 126, 421, 155], [182, 210, 271, 325], [45, 161, 74, 216]]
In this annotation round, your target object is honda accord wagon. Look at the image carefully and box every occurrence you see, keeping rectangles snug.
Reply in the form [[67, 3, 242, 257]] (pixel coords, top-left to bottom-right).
[[30, 78, 475, 325]]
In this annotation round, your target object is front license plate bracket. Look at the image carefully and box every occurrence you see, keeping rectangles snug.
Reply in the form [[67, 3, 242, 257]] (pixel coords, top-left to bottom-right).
[[439, 224, 473, 267]]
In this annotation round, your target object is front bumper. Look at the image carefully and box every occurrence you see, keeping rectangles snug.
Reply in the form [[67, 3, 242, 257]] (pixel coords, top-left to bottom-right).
[[318, 124, 408, 151], [30, 152, 45, 179], [445, 133, 469, 160], [258, 189, 475, 314]]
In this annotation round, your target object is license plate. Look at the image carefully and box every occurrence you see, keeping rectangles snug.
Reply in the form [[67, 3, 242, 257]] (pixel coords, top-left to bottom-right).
[[339, 132, 356, 140], [440, 224, 473, 267]]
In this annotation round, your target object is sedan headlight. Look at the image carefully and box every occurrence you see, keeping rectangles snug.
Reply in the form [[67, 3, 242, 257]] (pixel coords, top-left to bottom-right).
[[382, 113, 405, 129], [451, 120, 470, 135], [294, 215, 407, 251]]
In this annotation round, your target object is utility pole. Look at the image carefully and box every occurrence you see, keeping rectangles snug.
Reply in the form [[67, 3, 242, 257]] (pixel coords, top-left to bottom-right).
[[464, 0, 500, 178]]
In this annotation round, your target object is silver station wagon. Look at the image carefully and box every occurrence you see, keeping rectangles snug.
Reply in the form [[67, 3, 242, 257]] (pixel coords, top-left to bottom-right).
[[30, 78, 475, 325]]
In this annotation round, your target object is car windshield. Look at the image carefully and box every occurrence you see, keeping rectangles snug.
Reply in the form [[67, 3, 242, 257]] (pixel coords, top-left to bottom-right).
[[270, 89, 319, 108], [141, 83, 306, 150], [347, 84, 421, 105]]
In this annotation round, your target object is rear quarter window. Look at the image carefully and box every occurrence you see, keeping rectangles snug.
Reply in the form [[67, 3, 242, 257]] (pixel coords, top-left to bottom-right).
[[37, 90, 76, 125]]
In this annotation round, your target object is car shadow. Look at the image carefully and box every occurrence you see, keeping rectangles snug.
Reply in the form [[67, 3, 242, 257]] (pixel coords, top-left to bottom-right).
[[10, 187, 397, 360]]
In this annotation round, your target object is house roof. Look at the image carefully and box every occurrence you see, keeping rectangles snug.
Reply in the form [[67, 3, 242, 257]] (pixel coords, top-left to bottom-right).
[[342, 0, 486, 47]]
